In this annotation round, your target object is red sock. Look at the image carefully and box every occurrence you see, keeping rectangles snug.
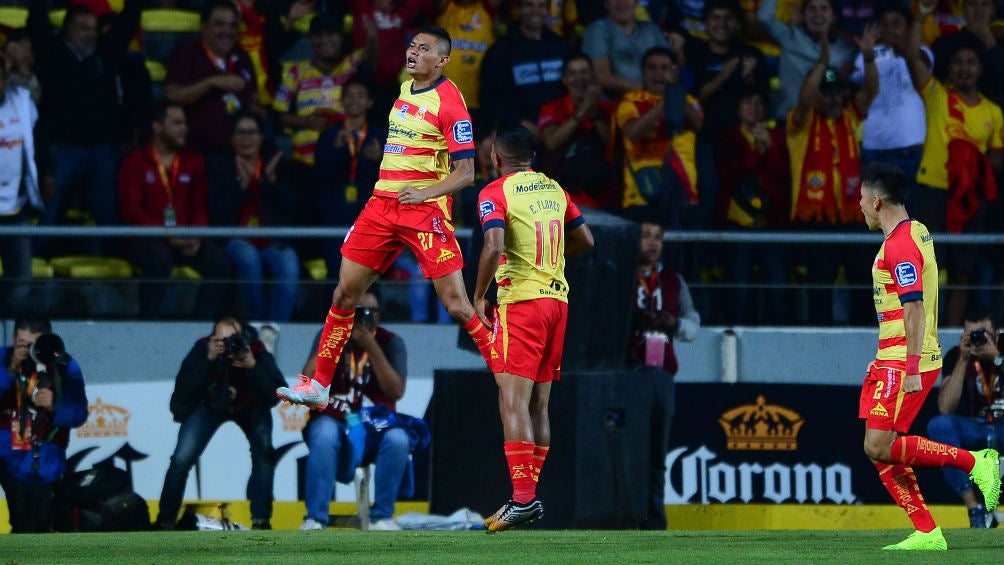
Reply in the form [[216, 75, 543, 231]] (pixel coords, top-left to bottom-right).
[[313, 306, 355, 387], [504, 441, 536, 504], [463, 314, 500, 372], [874, 462, 937, 532], [532, 445, 550, 483], [889, 436, 977, 471]]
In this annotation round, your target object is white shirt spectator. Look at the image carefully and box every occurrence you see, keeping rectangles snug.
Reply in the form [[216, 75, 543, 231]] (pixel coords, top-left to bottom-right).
[[0, 87, 39, 216], [852, 44, 930, 150]]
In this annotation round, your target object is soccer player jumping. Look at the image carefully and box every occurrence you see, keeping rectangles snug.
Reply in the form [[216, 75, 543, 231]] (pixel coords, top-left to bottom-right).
[[277, 26, 498, 407], [473, 126, 594, 532], [857, 163, 1000, 551]]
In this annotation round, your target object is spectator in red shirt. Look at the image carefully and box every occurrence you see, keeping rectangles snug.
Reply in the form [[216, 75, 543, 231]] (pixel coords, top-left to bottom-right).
[[536, 53, 616, 211], [165, 0, 260, 155], [118, 101, 232, 319]]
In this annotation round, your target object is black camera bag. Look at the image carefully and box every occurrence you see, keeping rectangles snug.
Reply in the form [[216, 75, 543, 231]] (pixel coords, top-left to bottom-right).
[[54, 466, 149, 532]]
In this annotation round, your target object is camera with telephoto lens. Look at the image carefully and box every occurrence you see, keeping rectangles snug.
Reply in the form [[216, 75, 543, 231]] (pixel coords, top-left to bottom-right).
[[223, 333, 249, 357], [29, 333, 67, 367], [355, 307, 374, 330], [970, 329, 989, 347]]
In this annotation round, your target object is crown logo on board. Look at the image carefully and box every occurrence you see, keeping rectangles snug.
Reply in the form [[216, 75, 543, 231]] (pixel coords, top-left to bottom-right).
[[718, 395, 804, 451], [77, 398, 130, 438], [278, 403, 308, 432]]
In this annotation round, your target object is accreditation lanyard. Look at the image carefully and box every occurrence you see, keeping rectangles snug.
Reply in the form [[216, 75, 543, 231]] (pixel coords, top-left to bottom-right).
[[637, 269, 660, 312], [345, 124, 367, 183], [203, 43, 234, 73], [151, 149, 182, 226], [974, 361, 996, 408], [348, 350, 369, 407], [12, 374, 37, 448]]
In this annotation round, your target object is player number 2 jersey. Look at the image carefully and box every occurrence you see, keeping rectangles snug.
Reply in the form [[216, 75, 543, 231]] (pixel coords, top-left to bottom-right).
[[373, 77, 475, 198], [478, 170, 585, 305], [872, 219, 942, 372]]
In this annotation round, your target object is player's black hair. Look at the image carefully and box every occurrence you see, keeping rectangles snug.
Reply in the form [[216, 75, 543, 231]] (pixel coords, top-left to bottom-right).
[[13, 315, 52, 335], [415, 25, 452, 56], [861, 162, 909, 206], [494, 125, 535, 164], [201, 0, 239, 24]]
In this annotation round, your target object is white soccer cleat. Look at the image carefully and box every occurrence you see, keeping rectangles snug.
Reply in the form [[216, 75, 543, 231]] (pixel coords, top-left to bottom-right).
[[276, 374, 330, 409]]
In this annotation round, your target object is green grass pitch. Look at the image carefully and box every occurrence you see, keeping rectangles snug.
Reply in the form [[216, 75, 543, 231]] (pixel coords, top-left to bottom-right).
[[1, 529, 1001, 565]]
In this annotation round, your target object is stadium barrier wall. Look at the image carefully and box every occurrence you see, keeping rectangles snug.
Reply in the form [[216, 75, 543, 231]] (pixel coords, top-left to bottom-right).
[[0, 321, 990, 531]]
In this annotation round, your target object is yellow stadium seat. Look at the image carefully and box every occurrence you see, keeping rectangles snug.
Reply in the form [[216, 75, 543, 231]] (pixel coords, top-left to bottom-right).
[[291, 11, 315, 35], [170, 265, 202, 280], [32, 258, 53, 278], [0, 257, 54, 278], [141, 9, 201, 68], [140, 9, 199, 33], [146, 60, 166, 82], [49, 9, 65, 28], [0, 7, 28, 29], [302, 258, 327, 281], [49, 256, 133, 279]]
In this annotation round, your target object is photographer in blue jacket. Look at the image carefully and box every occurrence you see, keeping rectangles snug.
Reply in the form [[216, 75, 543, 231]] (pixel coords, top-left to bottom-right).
[[0, 316, 88, 533]]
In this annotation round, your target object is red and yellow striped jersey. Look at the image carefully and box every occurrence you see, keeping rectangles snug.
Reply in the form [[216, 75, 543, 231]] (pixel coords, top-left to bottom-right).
[[477, 169, 585, 305], [373, 77, 476, 198], [872, 219, 942, 372], [916, 78, 1004, 190], [273, 52, 364, 165]]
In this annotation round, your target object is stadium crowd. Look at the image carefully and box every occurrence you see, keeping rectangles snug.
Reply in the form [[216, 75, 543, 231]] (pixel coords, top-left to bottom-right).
[[0, 0, 1002, 327]]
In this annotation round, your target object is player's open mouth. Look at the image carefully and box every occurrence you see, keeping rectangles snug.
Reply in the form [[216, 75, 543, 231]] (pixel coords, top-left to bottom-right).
[[406, 57, 417, 69]]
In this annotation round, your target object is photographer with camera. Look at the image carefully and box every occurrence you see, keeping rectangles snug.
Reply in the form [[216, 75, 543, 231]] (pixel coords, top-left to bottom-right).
[[0, 316, 88, 533], [299, 289, 428, 531], [928, 308, 1004, 528], [156, 316, 286, 530]]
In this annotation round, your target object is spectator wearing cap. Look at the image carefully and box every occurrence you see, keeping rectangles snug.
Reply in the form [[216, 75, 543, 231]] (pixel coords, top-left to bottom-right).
[[165, 0, 260, 155], [27, 0, 140, 249], [786, 29, 879, 325]]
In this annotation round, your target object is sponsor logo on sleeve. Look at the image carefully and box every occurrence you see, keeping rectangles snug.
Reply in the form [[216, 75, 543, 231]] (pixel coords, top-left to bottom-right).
[[894, 262, 918, 287], [478, 200, 495, 220], [453, 120, 473, 144]]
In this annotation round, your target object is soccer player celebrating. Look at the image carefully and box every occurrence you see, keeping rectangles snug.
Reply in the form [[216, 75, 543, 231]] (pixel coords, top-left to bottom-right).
[[277, 26, 498, 407], [857, 162, 1000, 551], [473, 126, 594, 532]]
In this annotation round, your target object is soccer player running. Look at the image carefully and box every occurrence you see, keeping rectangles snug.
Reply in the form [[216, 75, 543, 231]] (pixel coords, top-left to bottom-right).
[[473, 126, 594, 532], [277, 26, 498, 407], [857, 163, 1000, 551]]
